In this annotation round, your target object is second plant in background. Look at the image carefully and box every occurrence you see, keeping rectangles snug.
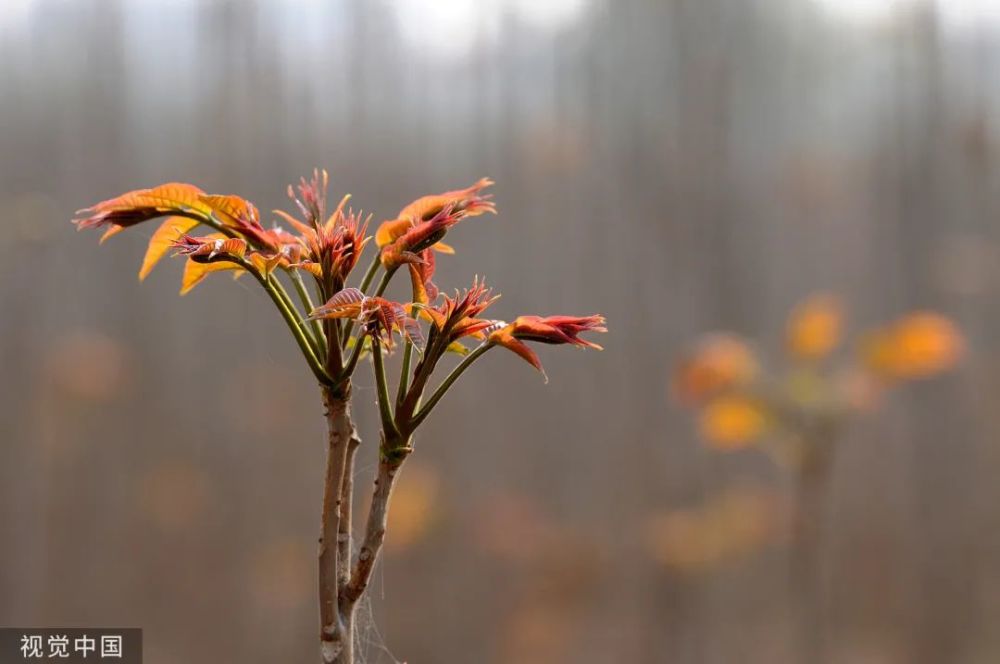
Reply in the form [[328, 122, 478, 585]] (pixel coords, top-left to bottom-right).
[[673, 293, 963, 662]]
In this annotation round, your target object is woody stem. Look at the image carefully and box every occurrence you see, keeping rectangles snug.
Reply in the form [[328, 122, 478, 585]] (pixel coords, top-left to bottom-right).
[[318, 390, 355, 664], [344, 441, 409, 609]]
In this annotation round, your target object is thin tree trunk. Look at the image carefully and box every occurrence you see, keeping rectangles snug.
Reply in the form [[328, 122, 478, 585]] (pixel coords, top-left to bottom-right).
[[319, 388, 358, 664], [344, 451, 407, 605], [336, 432, 360, 663]]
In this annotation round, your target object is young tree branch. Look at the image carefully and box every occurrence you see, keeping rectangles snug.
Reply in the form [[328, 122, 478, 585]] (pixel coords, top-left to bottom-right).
[[395, 340, 413, 409], [288, 268, 327, 358], [319, 390, 354, 663], [344, 447, 409, 606], [371, 336, 399, 437], [241, 261, 332, 387], [410, 343, 493, 430], [338, 430, 360, 590]]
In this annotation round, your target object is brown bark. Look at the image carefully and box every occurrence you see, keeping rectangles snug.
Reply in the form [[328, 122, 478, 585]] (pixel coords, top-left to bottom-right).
[[319, 388, 357, 664], [344, 450, 408, 605]]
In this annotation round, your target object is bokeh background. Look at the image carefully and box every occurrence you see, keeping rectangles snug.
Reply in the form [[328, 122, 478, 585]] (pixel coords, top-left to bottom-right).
[[2, 0, 1000, 662]]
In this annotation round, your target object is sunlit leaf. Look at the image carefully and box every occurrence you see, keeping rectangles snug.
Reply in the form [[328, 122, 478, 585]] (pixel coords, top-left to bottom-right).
[[497, 336, 544, 378], [309, 287, 365, 320], [139, 216, 199, 281], [375, 218, 412, 248], [180, 258, 244, 295], [445, 340, 470, 356], [199, 194, 259, 227], [130, 183, 212, 214], [75, 183, 212, 232], [99, 225, 125, 244]]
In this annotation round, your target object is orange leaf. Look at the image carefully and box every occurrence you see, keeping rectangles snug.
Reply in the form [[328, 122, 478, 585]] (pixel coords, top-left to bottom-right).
[[295, 262, 324, 279], [273, 209, 314, 237], [496, 334, 546, 382], [199, 194, 259, 227], [180, 259, 244, 295], [99, 225, 125, 244], [375, 218, 413, 248], [113, 183, 213, 219], [445, 340, 469, 356], [248, 252, 284, 277], [133, 183, 210, 212], [323, 193, 353, 233], [178, 233, 244, 295], [75, 182, 213, 231], [139, 216, 199, 281], [396, 178, 495, 224]]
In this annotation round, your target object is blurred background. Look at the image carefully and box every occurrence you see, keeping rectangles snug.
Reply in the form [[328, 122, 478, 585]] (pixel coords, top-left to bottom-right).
[[1, 0, 999, 662]]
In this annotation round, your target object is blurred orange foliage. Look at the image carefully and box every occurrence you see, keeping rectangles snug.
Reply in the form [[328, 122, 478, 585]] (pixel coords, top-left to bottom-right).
[[674, 294, 963, 456], [672, 333, 758, 404], [698, 395, 769, 449], [862, 313, 964, 380], [45, 329, 131, 402], [786, 293, 843, 361], [645, 487, 789, 573], [136, 460, 211, 532], [385, 464, 440, 553], [248, 537, 312, 611]]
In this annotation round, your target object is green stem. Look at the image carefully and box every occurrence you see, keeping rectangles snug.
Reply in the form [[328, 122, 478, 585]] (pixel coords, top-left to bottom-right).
[[358, 253, 381, 295], [396, 329, 441, 426], [410, 343, 492, 430], [185, 211, 274, 254], [396, 340, 413, 408], [287, 268, 326, 358], [239, 261, 332, 387], [340, 334, 366, 382], [371, 336, 399, 437], [326, 318, 343, 373], [268, 272, 325, 360], [372, 267, 396, 298], [176, 215, 331, 383], [176, 211, 237, 240]]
